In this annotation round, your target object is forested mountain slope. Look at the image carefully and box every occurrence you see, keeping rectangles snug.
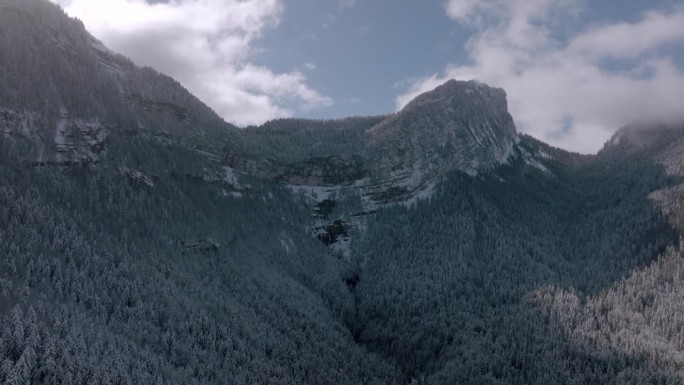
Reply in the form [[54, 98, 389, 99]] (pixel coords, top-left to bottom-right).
[[0, 0, 243, 162], [3, 1, 684, 384]]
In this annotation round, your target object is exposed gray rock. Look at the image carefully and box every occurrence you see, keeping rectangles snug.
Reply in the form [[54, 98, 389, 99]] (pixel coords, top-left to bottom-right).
[[1, 107, 109, 166], [226, 80, 519, 208], [0, 108, 40, 139]]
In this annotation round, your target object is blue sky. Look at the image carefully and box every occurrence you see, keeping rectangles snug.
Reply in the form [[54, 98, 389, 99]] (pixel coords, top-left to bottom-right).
[[250, 0, 467, 118], [51, 0, 684, 153]]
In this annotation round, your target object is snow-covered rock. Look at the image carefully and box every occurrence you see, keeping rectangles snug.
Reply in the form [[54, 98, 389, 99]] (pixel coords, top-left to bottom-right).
[[1, 107, 109, 166], [363, 80, 517, 203], [227, 80, 520, 209]]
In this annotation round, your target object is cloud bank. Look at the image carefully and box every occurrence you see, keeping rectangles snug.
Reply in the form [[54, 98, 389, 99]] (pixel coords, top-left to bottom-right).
[[51, 0, 332, 126], [399, 0, 684, 153]]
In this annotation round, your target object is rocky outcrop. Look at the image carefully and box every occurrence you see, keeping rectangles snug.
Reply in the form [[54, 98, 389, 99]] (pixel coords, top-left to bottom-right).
[[1, 107, 109, 166], [124, 93, 188, 122], [367, 80, 516, 173], [54, 115, 109, 165], [362, 80, 517, 203], [0, 108, 40, 139], [226, 80, 519, 208]]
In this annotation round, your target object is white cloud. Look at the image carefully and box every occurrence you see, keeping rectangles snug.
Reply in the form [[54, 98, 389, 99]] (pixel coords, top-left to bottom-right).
[[50, 0, 332, 126], [398, 0, 684, 153], [337, 0, 356, 9], [445, 0, 499, 27], [567, 11, 684, 60]]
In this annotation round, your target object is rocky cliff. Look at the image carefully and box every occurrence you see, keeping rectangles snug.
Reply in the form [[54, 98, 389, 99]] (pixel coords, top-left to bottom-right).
[[231, 80, 521, 208]]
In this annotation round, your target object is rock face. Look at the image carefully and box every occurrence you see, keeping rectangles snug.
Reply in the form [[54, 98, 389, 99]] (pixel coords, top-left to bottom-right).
[[225, 81, 521, 253], [367, 80, 516, 174], [363, 80, 517, 203], [224, 152, 368, 186], [1, 107, 108, 166], [0, 108, 39, 139], [53, 114, 109, 165], [229, 80, 520, 208], [0, 0, 244, 168]]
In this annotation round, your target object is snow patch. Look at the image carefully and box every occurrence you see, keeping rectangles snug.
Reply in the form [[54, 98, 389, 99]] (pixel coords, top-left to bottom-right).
[[537, 150, 552, 160], [520, 147, 551, 174], [466, 159, 480, 176], [331, 237, 351, 260], [223, 166, 241, 188], [286, 184, 342, 202], [406, 168, 425, 188], [402, 182, 436, 207], [199, 166, 246, 197], [54, 117, 68, 160], [220, 190, 243, 198], [280, 235, 294, 254], [496, 140, 516, 165]]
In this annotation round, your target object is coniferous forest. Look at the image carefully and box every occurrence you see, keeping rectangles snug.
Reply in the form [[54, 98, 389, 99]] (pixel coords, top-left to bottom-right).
[[3, 1, 684, 384]]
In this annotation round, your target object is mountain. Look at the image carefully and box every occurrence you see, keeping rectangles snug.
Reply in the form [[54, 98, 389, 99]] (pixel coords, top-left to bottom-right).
[[231, 81, 532, 225], [3, 1, 684, 384], [234, 80, 519, 206], [367, 79, 516, 174]]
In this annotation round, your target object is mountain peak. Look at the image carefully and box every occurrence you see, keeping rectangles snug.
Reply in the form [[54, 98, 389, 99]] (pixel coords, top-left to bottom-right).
[[333, 79, 520, 204], [403, 79, 508, 112], [367, 79, 517, 174], [602, 121, 684, 157]]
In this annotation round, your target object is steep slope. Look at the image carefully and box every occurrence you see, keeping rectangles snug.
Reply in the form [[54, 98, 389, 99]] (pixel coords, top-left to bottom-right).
[[347, 145, 680, 383], [361, 80, 517, 204], [531, 122, 684, 385], [367, 80, 516, 174], [232, 81, 526, 256], [236, 80, 519, 207], [0, 0, 244, 170], [0, 1, 403, 384]]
